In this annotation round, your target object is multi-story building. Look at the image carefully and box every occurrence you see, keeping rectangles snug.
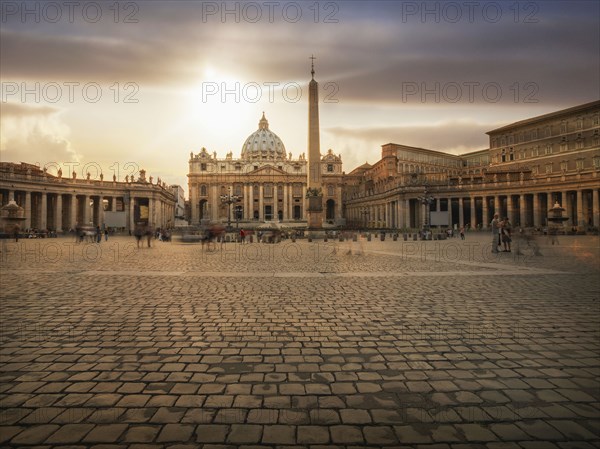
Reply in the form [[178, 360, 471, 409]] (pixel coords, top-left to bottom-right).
[[170, 184, 186, 222], [345, 100, 600, 230], [0, 163, 176, 232], [187, 113, 344, 227]]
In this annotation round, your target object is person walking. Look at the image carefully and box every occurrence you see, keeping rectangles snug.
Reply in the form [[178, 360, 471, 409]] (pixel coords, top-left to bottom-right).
[[491, 213, 501, 253], [501, 217, 512, 252], [459, 226, 465, 240]]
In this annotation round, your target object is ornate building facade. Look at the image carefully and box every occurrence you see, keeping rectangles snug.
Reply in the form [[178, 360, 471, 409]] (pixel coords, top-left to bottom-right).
[[0, 163, 176, 232], [345, 100, 600, 230], [187, 113, 344, 227]]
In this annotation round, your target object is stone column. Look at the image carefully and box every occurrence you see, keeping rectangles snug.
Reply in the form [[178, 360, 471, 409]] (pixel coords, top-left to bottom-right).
[[128, 196, 135, 230], [24, 191, 32, 229], [210, 185, 218, 220], [283, 184, 289, 221], [561, 191, 570, 226], [533, 193, 540, 227], [447, 198, 453, 228], [482, 196, 488, 229], [148, 197, 154, 225], [519, 194, 526, 227], [249, 184, 254, 220], [258, 184, 264, 221], [273, 184, 278, 220], [55, 194, 63, 232], [404, 199, 410, 229], [83, 195, 90, 225], [336, 185, 343, 221], [593, 189, 599, 228], [40, 193, 48, 230], [70, 194, 78, 229], [191, 185, 198, 224], [506, 195, 514, 222], [576, 190, 583, 229], [470, 197, 477, 228], [98, 197, 105, 227], [458, 197, 464, 228]]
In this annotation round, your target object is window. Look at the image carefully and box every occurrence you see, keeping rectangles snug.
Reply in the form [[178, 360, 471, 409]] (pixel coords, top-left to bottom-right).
[[560, 161, 568, 172], [532, 165, 539, 175], [545, 126, 551, 137], [560, 143, 567, 152], [327, 185, 334, 196], [235, 164, 241, 171], [501, 149, 506, 162], [534, 146, 539, 157], [576, 159, 584, 170], [577, 117, 583, 129], [201, 163, 207, 171], [545, 163, 553, 174], [292, 183, 302, 197], [253, 165, 258, 171], [509, 149, 514, 161], [560, 121, 567, 133], [545, 144, 553, 155], [594, 114, 599, 126], [508, 135, 514, 144], [532, 129, 538, 139], [576, 140, 583, 150], [327, 164, 334, 172], [234, 184, 242, 196], [200, 185, 207, 196], [593, 156, 600, 168], [264, 184, 272, 197]]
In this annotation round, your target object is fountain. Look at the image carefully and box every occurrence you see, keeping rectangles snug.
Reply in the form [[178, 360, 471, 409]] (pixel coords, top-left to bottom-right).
[[0, 198, 26, 240], [547, 201, 569, 237]]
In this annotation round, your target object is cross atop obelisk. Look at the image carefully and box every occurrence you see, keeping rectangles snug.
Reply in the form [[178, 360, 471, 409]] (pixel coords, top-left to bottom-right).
[[310, 55, 316, 79]]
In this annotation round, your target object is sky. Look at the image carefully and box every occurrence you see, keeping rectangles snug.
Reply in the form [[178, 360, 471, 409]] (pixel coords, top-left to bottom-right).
[[1, 0, 599, 195]]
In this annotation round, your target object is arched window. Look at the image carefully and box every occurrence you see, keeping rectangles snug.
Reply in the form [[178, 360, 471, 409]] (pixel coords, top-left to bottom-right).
[[200, 185, 207, 196]]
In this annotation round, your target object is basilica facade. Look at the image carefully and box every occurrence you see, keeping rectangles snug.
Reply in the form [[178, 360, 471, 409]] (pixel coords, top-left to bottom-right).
[[187, 113, 344, 227]]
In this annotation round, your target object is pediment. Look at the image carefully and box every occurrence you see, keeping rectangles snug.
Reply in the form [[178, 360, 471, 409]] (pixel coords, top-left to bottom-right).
[[249, 165, 288, 175]]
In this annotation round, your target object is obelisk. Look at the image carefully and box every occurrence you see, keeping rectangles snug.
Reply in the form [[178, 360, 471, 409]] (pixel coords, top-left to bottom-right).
[[306, 55, 323, 230]]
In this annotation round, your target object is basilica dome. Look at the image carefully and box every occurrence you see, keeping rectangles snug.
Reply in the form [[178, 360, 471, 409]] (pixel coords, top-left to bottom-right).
[[241, 113, 287, 160]]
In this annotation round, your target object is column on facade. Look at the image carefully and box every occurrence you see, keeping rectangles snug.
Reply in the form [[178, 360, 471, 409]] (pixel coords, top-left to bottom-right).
[[576, 190, 583, 229], [55, 194, 63, 232], [560, 191, 569, 226], [191, 185, 198, 224], [336, 185, 343, 221], [128, 196, 135, 230], [209, 185, 217, 220], [283, 184, 289, 221], [481, 196, 488, 229], [273, 184, 278, 220], [447, 198, 452, 228], [532, 193, 540, 227], [592, 189, 599, 227], [258, 184, 264, 221], [470, 197, 476, 229], [82, 195, 90, 225], [458, 197, 464, 228], [506, 195, 514, 223], [70, 194, 77, 229], [403, 199, 409, 229], [249, 184, 254, 220], [519, 194, 526, 227], [38, 192, 46, 230]]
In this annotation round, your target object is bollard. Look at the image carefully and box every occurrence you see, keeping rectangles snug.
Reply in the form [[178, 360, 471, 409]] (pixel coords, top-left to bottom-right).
[[367, 234, 372, 242]]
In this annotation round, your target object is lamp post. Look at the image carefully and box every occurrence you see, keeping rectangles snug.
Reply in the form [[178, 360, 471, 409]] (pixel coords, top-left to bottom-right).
[[417, 193, 435, 235], [220, 187, 240, 230]]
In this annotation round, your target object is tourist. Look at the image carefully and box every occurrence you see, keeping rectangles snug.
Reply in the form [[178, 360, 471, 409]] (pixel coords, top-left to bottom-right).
[[240, 228, 246, 244], [491, 213, 501, 253], [96, 225, 102, 243], [459, 226, 465, 240], [133, 223, 143, 248], [501, 217, 512, 252]]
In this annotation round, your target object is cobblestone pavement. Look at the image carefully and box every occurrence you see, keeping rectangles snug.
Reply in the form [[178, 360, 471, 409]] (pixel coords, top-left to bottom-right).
[[1, 233, 599, 448]]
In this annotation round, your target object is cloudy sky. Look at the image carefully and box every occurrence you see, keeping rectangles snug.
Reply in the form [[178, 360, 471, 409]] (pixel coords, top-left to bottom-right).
[[1, 0, 598, 193]]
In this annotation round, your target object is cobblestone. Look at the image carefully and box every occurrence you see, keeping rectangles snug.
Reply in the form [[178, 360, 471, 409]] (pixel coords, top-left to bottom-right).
[[1, 235, 599, 447]]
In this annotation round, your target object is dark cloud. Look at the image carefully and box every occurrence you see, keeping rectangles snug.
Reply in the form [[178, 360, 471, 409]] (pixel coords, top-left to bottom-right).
[[0, 102, 59, 117], [326, 121, 494, 154]]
